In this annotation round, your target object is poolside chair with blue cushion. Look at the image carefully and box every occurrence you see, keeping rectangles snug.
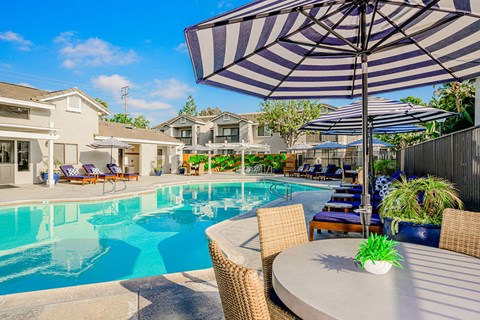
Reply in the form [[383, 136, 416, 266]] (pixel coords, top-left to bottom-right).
[[305, 164, 322, 179], [309, 211, 383, 241], [82, 164, 117, 181], [293, 163, 310, 178], [315, 164, 337, 180], [60, 165, 97, 186], [106, 163, 139, 181]]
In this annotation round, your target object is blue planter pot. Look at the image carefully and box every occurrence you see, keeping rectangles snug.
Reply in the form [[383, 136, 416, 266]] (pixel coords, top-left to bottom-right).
[[40, 172, 60, 185], [155, 170, 163, 176], [178, 168, 186, 175], [383, 218, 441, 248]]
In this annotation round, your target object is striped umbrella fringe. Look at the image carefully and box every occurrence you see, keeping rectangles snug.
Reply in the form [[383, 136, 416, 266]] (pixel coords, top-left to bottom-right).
[[185, 0, 480, 100], [301, 97, 456, 131]]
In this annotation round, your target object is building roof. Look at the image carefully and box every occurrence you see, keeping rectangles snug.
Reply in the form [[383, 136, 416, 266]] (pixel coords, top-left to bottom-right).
[[98, 121, 182, 145], [156, 104, 337, 128], [0, 82, 109, 115], [157, 114, 206, 128]]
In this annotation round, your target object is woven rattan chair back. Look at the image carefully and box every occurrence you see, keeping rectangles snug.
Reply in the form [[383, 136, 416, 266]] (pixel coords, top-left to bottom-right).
[[257, 204, 308, 294], [439, 208, 480, 258], [208, 241, 271, 320]]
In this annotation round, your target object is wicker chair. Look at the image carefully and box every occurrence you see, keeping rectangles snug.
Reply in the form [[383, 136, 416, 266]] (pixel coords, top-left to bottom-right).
[[257, 204, 308, 320], [208, 240, 271, 320], [439, 208, 480, 258]]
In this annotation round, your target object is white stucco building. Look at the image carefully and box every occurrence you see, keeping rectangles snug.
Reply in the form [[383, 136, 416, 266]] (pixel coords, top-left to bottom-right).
[[0, 82, 182, 186]]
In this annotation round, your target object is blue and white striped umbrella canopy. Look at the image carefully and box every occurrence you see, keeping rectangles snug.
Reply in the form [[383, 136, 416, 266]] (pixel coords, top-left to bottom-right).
[[301, 97, 456, 131], [323, 124, 426, 135], [185, 0, 480, 99], [348, 138, 393, 147]]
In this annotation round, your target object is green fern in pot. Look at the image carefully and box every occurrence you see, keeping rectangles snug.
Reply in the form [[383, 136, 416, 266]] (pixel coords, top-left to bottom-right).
[[380, 175, 463, 246]]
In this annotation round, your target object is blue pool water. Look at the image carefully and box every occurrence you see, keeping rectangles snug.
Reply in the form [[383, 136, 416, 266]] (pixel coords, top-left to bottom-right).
[[0, 181, 320, 295]]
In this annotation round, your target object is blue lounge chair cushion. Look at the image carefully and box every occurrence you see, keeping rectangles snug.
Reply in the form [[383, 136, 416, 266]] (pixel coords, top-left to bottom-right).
[[312, 211, 382, 226]]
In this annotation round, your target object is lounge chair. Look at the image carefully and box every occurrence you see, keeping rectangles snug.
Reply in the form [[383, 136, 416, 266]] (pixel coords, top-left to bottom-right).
[[293, 163, 310, 178], [106, 163, 139, 181], [309, 211, 383, 241], [60, 165, 97, 186], [286, 164, 303, 177], [304, 164, 322, 179], [315, 164, 337, 180], [82, 164, 117, 181]]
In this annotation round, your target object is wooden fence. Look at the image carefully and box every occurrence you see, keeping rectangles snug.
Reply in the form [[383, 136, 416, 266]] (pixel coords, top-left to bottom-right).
[[397, 126, 480, 211]]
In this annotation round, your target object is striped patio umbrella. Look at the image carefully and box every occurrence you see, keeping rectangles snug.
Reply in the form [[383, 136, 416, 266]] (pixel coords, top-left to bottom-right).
[[323, 124, 426, 135], [185, 0, 480, 237], [302, 97, 456, 131], [88, 137, 132, 164]]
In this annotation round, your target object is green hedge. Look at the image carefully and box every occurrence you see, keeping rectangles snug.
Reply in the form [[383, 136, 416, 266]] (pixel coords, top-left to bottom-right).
[[186, 154, 287, 171]]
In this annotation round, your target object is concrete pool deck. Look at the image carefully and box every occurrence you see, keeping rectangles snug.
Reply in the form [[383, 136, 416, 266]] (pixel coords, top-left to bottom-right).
[[0, 174, 361, 319]]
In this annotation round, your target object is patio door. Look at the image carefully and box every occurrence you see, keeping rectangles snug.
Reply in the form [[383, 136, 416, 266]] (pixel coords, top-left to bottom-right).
[[0, 140, 14, 184]]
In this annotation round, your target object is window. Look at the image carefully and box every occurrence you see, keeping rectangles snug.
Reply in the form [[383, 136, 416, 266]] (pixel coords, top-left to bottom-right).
[[54, 143, 78, 164], [157, 148, 163, 157], [17, 141, 30, 171], [223, 114, 230, 121], [279, 150, 288, 154], [181, 130, 192, 138], [223, 127, 238, 136], [320, 134, 338, 142], [0, 105, 29, 119], [66, 96, 81, 112], [0, 141, 13, 163], [179, 117, 186, 124], [257, 125, 272, 137]]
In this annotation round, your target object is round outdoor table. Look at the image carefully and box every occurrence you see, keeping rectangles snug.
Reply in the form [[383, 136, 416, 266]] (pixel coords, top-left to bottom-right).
[[272, 239, 480, 320]]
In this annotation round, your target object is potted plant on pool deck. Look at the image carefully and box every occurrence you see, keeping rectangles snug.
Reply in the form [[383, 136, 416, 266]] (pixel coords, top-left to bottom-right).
[[152, 158, 163, 176], [380, 175, 464, 247], [39, 156, 62, 185], [355, 234, 403, 275]]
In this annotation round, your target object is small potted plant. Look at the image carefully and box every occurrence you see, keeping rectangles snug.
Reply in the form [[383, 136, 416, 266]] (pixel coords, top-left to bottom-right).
[[355, 234, 403, 275], [39, 156, 62, 185], [380, 175, 463, 247], [152, 158, 163, 176], [178, 160, 187, 175]]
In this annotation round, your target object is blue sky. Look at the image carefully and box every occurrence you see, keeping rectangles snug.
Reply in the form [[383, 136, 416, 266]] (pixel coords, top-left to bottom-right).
[[0, 0, 437, 125]]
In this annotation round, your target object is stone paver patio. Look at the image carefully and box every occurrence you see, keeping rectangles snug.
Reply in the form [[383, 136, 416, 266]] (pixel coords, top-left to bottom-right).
[[0, 173, 360, 319]]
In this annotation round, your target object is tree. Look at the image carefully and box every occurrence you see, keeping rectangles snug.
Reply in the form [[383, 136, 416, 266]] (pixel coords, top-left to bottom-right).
[[400, 96, 427, 106], [132, 115, 150, 128], [106, 113, 150, 129], [95, 97, 109, 109], [433, 81, 475, 133], [199, 106, 222, 116], [257, 100, 324, 148], [179, 95, 198, 116]]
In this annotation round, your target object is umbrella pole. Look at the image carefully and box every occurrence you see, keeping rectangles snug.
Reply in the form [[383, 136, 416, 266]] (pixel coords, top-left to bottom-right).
[[369, 124, 375, 212], [359, 3, 372, 238], [110, 145, 113, 164]]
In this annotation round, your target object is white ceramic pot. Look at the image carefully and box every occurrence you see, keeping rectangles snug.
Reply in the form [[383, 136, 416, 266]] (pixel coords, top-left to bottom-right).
[[363, 260, 393, 275]]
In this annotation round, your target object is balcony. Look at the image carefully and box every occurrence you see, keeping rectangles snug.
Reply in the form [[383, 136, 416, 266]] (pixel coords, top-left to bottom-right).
[[176, 137, 192, 145], [215, 135, 239, 143]]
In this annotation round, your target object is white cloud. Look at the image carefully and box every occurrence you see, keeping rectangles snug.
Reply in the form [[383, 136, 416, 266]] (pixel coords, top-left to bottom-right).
[[151, 78, 195, 100], [0, 31, 33, 51], [175, 42, 188, 54], [129, 98, 172, 111], [92, 74, 135, 96], [92, 74, 173, 112], [56, 33, 137, 69]]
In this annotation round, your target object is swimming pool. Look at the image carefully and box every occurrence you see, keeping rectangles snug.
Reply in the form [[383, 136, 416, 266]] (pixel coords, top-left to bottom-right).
[[0, 181, 321, 295]]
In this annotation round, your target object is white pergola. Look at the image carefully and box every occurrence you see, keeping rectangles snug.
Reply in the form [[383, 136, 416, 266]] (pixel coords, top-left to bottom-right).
[[206, 142, 270, 175]]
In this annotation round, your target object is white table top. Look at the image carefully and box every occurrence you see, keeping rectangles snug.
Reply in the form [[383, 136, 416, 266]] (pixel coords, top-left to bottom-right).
[[272, 239, 480, 320]]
